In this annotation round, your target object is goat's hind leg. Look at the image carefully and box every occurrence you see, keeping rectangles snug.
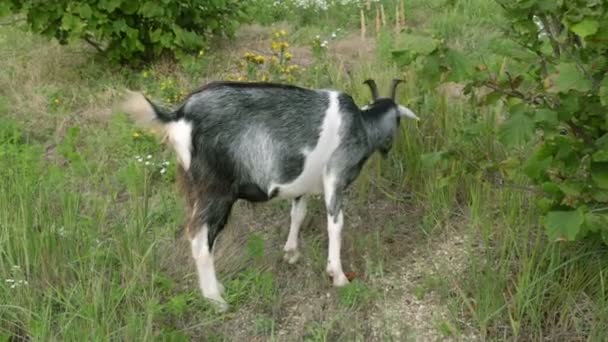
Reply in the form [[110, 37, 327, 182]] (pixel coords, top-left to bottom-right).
[[189, 196, 234, 311]]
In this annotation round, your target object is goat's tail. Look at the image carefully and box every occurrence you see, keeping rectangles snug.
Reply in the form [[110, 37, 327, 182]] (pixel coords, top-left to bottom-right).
[[119, 90, 193, 169], [119, 90, 176, 130]]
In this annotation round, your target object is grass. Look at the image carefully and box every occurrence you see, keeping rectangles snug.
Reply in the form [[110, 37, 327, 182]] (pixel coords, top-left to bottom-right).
[[2, 0, 608, 340]]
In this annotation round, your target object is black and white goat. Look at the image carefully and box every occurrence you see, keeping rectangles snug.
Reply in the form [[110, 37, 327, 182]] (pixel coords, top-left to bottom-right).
[[121, 79, 418, 310]]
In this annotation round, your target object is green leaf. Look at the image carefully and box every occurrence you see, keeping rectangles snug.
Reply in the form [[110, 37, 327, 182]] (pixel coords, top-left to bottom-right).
[[391, 33, 439, 66], [99, 0, 122, 12], [545, 63, 592, 93], [0, 1, 13, 16], [534, 108, 558, 127], [542, 182, 561, 196], [444, 49, 472, 82], [558, 181, 583, 196], [591, 162, 608, 190], [499, 112, 535, 147], [420, 151, 445, 169], [523, 148, 553, 180], [77, 4, 92, 19], [600, 76, 608, 106], [61, 13, 84, 33], [570, 19, 599, 38], [139, 1, 164, 17], [584, 212, 608, 233], [593, 147, 608, 162], [544, 209, 585, 241]]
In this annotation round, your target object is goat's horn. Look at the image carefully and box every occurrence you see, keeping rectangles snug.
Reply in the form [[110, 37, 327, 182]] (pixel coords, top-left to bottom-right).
[[363, 79, 379, 100], [390, 79, 404, 100]]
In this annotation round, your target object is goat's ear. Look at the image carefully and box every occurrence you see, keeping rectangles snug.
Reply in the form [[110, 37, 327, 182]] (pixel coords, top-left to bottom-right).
[[398, 105, 420, 121]]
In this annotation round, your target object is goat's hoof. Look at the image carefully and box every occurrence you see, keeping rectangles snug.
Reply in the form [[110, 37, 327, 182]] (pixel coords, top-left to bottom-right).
[[327, 267, 349, 287], [283, 249, 300, 264], [332, 274, 350, 287], [207, 296, 229, 312]]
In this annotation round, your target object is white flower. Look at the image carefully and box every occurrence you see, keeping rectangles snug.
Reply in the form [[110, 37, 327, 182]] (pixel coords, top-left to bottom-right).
[[160, 168, 167, 174], [331, 32, 336, 38], [6, 279, 28, 289], [146, 155, 152, 159], [145, 161, 151, 165]]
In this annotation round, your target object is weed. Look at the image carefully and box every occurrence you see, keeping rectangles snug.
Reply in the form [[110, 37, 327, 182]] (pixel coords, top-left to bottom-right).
[[337, 280, 374, 309]]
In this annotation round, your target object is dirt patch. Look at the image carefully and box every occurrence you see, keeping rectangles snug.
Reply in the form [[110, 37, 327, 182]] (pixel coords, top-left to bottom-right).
[[329, 33, 377, 67], [369, 222, 479, 341]]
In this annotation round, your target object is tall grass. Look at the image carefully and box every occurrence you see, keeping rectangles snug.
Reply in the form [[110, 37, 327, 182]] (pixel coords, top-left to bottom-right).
[[2, 0, 608, 339]]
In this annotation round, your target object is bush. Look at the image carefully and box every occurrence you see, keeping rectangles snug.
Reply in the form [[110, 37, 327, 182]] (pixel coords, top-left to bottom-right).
[[392, 0, 608, 243], [1, 0, 249, 64]]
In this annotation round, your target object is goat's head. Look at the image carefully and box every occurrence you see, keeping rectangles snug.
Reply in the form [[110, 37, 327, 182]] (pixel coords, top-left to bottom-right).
[[361, 79, 419, 156]]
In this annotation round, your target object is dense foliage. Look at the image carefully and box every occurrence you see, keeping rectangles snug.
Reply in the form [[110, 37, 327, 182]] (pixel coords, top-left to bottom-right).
[[0, 0, 248, 63], [393, 0, 608, 243]]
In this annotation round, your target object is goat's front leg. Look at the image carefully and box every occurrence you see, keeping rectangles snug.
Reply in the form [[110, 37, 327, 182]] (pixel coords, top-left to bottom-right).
[[283, 196, 307, 264], [322, 172, 349, 287]]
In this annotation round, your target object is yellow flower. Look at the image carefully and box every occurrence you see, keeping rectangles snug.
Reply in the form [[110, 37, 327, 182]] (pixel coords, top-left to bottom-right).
[[261, 74, 269, 82], [253, 55, 265, 64], [53, 98, 60, 104], [284, 52, 293, 61], [280, 30, 287, 37], [142, 71, 149, 78], [271, 41, 281, 51], [132, 132, 141, 138], [280, 42, 289, 49], [199, 50, 205, 56], [270, 56, 278, 64], [283, 65, 300, 74]]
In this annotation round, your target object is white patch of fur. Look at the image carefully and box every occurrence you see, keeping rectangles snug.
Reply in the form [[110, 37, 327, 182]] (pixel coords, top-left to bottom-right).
[[272, 91, 342, 198], [398, 105, 420, 121], [326, 210, 348, 286], [191, 225, 228, 310], [322, 172, 349, 286], [283, 197, 308, 264], [166, 119, 193, 170]]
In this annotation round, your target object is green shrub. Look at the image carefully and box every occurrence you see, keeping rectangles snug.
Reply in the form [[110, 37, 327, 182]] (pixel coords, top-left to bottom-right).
[[2, 0, 249, 64], [392, 0, 608, 244]]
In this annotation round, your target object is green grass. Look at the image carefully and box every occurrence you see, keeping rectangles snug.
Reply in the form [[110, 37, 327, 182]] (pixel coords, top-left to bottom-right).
[[2, 0, 608, 340]]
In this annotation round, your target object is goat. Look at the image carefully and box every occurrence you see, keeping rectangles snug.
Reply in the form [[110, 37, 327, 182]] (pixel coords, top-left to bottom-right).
[[120, 79, 419, 311]]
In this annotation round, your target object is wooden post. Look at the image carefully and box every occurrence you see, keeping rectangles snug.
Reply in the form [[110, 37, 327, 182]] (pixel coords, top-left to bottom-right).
[[400, 0, 406, 27], [375, 7, 381, 36], [360, 9, 366, 39], [380, 4, 386, 27], [395, 4, 401, 33]]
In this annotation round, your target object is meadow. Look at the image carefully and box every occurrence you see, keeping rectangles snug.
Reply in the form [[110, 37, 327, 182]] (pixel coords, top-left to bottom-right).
[[2, 0, 608, 340]]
